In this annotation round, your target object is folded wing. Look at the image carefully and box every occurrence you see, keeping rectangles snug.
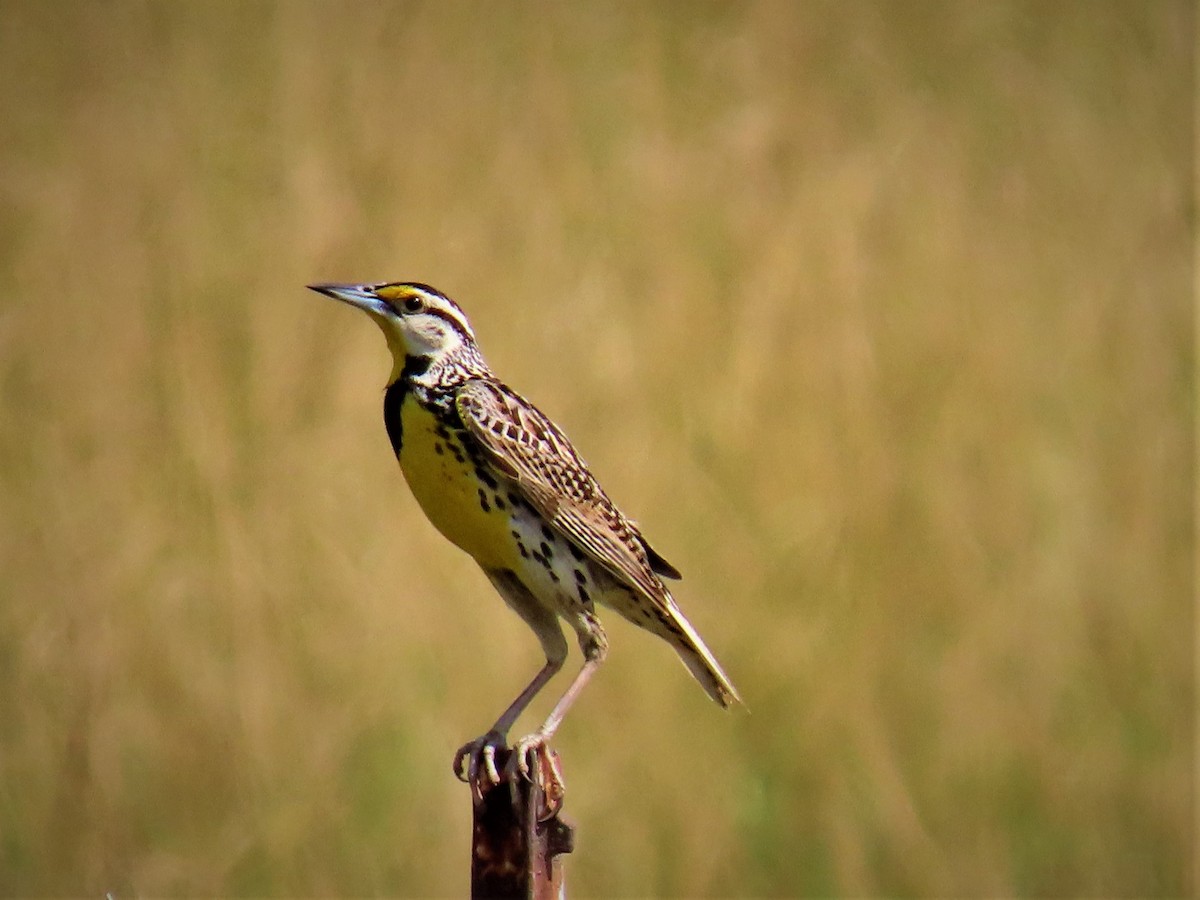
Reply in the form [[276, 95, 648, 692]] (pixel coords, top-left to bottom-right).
[[454, 378, 675, 608]]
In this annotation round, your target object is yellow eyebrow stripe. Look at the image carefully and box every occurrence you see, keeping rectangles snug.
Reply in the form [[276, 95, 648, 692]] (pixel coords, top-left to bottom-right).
[[373, 284, 426, 303]]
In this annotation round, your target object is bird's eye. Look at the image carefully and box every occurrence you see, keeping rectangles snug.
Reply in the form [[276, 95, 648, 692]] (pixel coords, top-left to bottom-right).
[[402, 295, 424, 313]]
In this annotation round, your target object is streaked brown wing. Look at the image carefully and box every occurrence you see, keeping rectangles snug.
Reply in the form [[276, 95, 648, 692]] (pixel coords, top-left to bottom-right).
[[454, 378, 672, 606]]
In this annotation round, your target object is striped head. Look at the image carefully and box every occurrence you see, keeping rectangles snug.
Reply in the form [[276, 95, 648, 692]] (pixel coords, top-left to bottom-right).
[[308, 281, 487, 385]]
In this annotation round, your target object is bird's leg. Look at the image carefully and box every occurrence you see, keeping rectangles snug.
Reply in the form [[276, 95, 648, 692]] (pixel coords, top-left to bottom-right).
[[509, 620, 609, 802], [508, 656, 601, 782], [453, 657, 561, 797]]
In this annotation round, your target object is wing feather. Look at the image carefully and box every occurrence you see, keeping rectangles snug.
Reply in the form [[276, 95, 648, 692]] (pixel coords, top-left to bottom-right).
[[454, 378, 672, 606]]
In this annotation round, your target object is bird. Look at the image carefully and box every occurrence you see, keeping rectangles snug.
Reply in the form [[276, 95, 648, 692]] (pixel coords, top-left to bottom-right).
[[308, 281, 741, 795]]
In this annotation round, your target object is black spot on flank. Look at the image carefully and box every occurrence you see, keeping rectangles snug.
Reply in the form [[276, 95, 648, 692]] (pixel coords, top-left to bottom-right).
[[568, 544, 585, 562], [511, 529, 522, 540], [517, 541, 529, 559], [541, 524, 555, 542], [578, 585, 591, 605], [539, 541, 553, 559], [494, 494, 507, 510], [434, 442, 444, 455], [451, 448, 466, 463], [478, 489, 491, 513], [548, 570, 560, 584], [573, 569, 586, 585], [476, 468, 498, 489]]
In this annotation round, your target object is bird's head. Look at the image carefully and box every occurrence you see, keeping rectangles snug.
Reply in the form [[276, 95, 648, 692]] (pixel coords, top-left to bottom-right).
[[308, 281, 484, 384]]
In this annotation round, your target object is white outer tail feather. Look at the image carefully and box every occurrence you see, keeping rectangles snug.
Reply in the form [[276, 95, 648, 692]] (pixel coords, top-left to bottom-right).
[[664, 594, 742, 708]]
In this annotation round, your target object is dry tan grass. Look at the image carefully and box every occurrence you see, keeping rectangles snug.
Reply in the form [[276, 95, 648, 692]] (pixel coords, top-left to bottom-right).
[[0, 1, 1192, 895]]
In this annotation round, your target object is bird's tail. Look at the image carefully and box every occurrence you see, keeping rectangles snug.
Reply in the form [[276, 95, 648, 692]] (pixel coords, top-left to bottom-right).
[[663, 598, 743, 709]]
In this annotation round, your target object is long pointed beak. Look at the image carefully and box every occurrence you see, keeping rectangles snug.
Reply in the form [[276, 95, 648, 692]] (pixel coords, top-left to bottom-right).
[[307, 283, 391, 316]]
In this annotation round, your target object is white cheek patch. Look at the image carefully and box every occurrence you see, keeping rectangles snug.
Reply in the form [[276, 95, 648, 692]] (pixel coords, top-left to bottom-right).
[[405, 315, 462, 357]]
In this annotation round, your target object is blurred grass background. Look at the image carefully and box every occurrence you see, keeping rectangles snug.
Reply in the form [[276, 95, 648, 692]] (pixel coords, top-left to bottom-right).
[[0, 1, 1193, 896]]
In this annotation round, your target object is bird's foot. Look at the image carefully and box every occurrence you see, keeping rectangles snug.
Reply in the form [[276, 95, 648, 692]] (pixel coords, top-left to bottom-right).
[[452, 730, 507, 803], [509, 732, 566, 821], [452, 730, 566, 818]]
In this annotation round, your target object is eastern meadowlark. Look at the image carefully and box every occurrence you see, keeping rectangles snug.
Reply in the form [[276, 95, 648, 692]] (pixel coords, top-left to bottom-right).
[[309, 281, 741, 793]]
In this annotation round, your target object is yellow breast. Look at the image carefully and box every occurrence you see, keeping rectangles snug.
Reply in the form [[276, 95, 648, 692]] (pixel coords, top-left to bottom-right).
[[397, 395, 515, 570]]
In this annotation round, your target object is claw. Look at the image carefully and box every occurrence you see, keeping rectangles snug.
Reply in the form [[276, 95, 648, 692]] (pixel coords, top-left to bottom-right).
[[454, 731, 567, 816], [507, 732, 545, 782], [533, 745, 566, 821], [507, 733, 566, 820], [452, 731, 506, 803]]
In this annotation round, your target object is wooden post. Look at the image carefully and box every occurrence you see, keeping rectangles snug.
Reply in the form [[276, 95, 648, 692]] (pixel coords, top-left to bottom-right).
[[470, 746, 574, 899]]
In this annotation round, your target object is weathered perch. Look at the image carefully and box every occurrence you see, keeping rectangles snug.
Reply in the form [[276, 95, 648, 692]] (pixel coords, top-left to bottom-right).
[[469, 745, 574, 899]]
